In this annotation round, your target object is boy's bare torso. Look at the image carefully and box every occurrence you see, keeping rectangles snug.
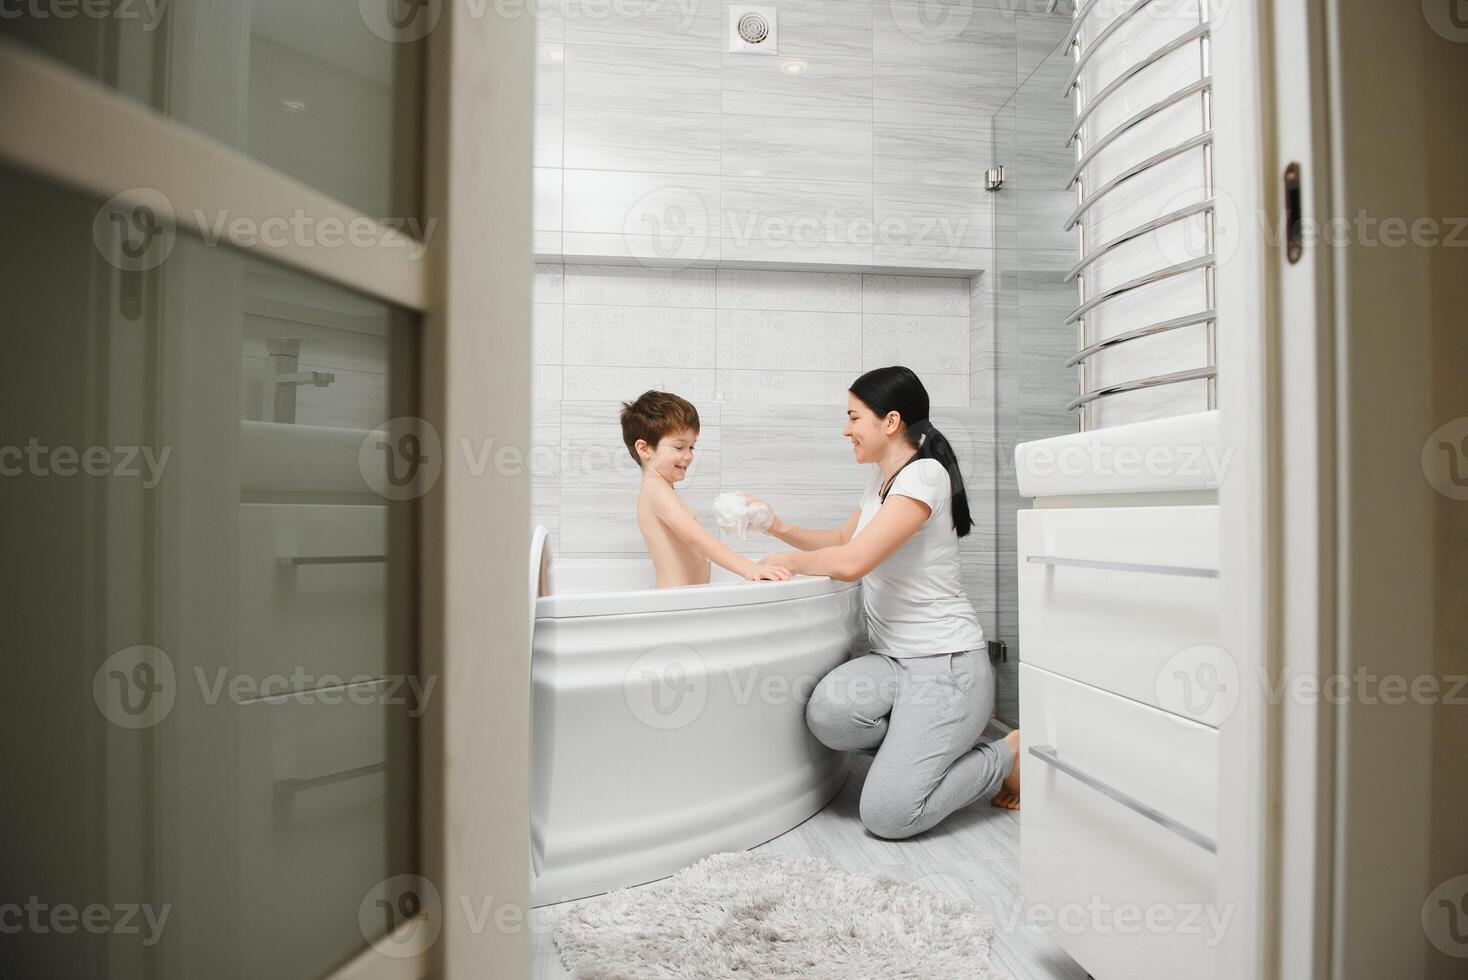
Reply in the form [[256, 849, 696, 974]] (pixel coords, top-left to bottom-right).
[[637, 476, 711, 588]]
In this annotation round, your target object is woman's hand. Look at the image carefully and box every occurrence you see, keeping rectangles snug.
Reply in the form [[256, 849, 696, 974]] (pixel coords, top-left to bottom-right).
[[760, 552, 804, 574], [739, 492, 779, 535]]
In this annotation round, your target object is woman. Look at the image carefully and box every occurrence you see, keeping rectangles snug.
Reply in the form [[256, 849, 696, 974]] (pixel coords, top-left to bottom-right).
[[752, 365, 1021, 840]]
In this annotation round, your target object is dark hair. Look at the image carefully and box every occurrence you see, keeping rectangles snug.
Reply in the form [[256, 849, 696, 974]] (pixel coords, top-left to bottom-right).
[[619, 390, 701, 465], [848, 365, 972, 538]]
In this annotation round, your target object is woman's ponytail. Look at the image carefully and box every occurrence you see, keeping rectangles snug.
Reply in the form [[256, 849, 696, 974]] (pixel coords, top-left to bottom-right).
[[903, 418, 973, 538], [848, 365, 974, 539]]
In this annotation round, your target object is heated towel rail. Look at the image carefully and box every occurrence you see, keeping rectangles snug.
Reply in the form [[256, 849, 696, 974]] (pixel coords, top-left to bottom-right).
[[1064, 0, 1217, 428]]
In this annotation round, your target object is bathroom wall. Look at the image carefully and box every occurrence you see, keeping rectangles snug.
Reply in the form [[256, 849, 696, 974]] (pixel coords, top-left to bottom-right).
[[533, 0, 1071, 272], [531, 263, 997, 633]]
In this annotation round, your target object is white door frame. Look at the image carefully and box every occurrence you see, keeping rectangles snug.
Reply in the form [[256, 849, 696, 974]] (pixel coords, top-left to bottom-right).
[[1215, 3, 1452, 979]]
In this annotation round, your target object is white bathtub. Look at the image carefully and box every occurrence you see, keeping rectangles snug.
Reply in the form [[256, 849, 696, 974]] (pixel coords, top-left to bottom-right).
[[529, 543, 863, 906]]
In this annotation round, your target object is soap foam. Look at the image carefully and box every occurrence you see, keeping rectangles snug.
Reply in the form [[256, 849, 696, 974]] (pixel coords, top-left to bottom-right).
[[712, 492, 774, 540]]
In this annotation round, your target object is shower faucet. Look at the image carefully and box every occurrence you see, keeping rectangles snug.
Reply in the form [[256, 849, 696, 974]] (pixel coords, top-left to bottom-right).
[[267, 338, 335, 424]]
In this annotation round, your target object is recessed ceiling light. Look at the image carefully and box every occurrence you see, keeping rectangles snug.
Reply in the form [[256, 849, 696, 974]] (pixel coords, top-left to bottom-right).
[[282, 100, 307, 112], [545, 46, 564, 63], [782, 60, 806, 74]]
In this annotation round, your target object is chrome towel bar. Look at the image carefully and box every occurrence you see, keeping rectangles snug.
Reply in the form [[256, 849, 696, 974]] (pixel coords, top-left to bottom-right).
[[1065, 199, 1215, 282], [1065, 131, 1214, 231], [1061, 0, 1105, 51], [1061, 0, 1166, 97], [1067, 23, 1211, 145], [1029, 745, 1218, 853], [1064, 309, 1218, 367], [1066, 77, 1213, 185], [1065, 254, 1215, 325], [1064, 365, 1217, 412], [1065, 0, 1217, 424]]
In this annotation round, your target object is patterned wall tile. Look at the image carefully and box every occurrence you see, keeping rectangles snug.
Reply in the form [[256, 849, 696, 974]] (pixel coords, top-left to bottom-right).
[[564, 264, 716, 308], [563, 305, 716, 368], [715, 268, 863, 312], [863, 314, 970, 374], [716, 309, 863, 372]]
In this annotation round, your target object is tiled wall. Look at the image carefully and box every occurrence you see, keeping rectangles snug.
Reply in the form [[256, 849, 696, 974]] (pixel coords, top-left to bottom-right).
[[532, 263, 997, 633], [533, 0, 1072, 272]]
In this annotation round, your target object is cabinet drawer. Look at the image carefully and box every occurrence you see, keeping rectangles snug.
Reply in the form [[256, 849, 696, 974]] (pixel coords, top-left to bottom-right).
[[1018, 505, 1224, 724], [239, 503, 392, 691], [1020, 663, 1222, 980]]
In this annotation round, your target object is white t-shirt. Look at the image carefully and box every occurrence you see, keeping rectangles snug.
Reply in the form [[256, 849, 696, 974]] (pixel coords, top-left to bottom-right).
[[854, 457, 985, 658]]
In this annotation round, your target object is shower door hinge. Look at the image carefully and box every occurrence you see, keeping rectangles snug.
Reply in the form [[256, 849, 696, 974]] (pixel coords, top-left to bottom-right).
[[984, 166, 1005, 191], [987, 639, 1008, 663]]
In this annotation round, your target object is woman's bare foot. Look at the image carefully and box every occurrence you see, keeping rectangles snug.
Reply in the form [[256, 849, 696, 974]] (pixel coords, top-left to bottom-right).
[[991, 729, 1021, 810]]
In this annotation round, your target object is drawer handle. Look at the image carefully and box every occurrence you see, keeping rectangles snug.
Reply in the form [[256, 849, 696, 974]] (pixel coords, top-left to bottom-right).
[[1028, 555, 1218, 579], [275, 761, 386, 797], [1028, 745, 1217, 854], [277, 554, 387, 566]]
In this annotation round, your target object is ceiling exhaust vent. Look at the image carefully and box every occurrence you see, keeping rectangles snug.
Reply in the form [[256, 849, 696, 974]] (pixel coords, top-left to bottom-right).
[[729, 7, 777, 54]]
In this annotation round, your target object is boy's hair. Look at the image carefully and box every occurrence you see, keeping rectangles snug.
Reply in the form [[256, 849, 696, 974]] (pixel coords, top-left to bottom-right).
[[619, 390, 700, 465]]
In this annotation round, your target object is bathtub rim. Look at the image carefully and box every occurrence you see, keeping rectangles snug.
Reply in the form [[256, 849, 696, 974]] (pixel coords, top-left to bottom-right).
[[536, 571, 859, 620]]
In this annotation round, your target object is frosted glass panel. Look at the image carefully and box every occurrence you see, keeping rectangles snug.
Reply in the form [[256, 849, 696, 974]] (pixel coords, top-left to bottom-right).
[[0, 0, 423, 219], [990, 5, 1080, 727], [0, 166, 419, 980]]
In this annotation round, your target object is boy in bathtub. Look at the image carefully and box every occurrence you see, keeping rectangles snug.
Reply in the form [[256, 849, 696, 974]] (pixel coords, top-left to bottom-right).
[[620, 390, 792, 589]]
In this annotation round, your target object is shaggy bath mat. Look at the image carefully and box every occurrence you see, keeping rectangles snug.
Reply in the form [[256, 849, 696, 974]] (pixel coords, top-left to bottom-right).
[[552, 851, 1004, 979]]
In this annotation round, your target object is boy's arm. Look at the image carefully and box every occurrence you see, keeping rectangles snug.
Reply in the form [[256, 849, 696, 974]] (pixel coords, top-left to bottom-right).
[[651, 487, 791, 580]]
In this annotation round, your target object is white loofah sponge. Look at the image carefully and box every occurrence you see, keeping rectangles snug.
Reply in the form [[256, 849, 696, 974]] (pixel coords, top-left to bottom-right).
[[712, 492, 774, 539]]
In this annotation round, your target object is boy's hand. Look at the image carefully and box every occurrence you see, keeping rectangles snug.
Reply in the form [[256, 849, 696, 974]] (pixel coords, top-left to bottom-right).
[[743, 560, 792, 582]]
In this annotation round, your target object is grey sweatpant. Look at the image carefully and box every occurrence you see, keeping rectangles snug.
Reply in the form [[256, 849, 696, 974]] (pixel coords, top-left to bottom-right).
[[805, 649, 1013, 840]]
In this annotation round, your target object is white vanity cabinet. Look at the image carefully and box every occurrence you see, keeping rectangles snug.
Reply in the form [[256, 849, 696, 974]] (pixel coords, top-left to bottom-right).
[[1016, 413, 1226, 980]]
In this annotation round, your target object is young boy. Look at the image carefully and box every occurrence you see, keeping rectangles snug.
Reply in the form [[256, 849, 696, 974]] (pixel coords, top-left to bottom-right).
[[620, 390, 792, 589]]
